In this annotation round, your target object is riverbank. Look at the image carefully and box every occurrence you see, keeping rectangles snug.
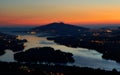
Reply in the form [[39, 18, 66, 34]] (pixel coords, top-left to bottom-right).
[[0, 32, 27, 56], [47, 35, 120, 62]]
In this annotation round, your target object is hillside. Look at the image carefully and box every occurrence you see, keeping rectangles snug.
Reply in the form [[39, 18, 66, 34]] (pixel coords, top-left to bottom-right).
[[32, 22, 89, 36]]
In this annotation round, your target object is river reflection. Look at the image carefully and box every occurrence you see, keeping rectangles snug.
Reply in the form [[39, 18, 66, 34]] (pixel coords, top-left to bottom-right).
[[21, 35, 120, 71], [0, 35, 120, 71]]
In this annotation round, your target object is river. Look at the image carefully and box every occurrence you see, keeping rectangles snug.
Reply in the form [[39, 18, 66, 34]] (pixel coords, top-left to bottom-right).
[[0, 34, 120, 71]]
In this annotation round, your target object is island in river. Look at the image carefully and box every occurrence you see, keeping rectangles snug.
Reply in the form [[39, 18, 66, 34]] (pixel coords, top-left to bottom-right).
[[14, 47, 75, 64]]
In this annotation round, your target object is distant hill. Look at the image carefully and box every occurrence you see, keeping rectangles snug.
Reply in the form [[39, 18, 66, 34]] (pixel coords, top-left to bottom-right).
[[32, 22, 89, 36], [100, 26, 120, 30], [81, 25, 120, 29]]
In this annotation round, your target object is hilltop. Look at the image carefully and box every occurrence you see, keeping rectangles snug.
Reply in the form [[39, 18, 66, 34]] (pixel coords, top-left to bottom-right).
[[32, 22, 89, 36]]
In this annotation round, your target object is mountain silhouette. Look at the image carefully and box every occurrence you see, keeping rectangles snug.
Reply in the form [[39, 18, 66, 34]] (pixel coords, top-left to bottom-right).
[[32, 22, 89, 36]]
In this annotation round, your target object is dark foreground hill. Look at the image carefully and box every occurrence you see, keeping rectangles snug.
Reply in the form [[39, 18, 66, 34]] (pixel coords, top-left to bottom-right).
[[0, 61, 119, 75]]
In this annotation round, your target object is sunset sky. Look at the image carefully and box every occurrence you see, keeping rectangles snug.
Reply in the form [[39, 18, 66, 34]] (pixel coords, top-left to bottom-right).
[[1, 0, 120, 26]]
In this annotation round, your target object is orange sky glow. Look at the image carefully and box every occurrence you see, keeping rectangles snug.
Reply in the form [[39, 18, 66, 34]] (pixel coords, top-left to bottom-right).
[[1, 0, 120, 26]]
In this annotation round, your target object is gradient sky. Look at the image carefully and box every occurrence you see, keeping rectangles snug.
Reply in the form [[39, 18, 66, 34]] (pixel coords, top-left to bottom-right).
[[1, 0, 120, 26]]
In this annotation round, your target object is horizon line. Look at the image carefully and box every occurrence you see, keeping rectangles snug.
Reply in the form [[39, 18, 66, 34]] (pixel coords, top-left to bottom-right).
[[0, 22, 120, 27]]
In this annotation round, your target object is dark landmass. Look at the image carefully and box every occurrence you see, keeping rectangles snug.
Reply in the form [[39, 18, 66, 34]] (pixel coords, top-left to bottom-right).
[[0, 61, 119, 75], [47, 27, 120, 62], [32, 22, 89, 36], [14, 47, 74, 64], [0, 32, 27, 56], [30, 22, 120, 62], [0, 24, 120, 74]]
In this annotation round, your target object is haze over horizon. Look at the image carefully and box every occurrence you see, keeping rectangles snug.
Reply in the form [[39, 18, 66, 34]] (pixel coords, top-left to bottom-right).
[[1, 0, 120, 26]]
